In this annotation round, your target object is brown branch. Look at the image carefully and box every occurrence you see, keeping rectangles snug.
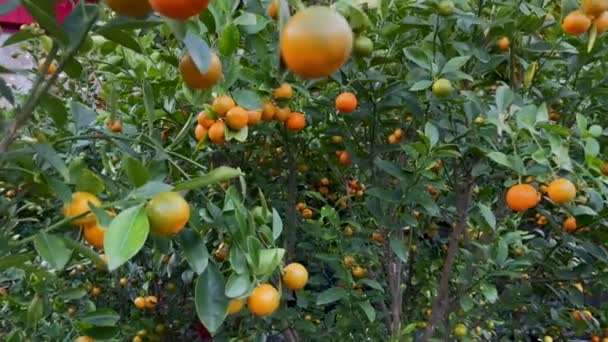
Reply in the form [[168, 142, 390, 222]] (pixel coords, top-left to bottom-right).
[[420, 177, 474, 341]]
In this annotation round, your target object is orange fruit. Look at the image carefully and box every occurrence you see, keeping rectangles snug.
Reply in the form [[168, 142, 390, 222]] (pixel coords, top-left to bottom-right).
[[339, 151, 352, 166], [388, 134, 398, 144], [73, 337, 94, 342], [90, 286, 101, 297], [212, 95, 236, 117], [180, 52, 222, 90], [261, 101, 276, 121], [505, 184, 540, 212], [352, 266, 366, 278], [148, 0, 210, 20], [63, 192, 101, 226], [320, 177, 330, 186], [280, 6, 353, 78], [267, 0, 278, 19], [371, 232, 384, 242], [247, 110, 262, 126], [106, 119, 122, 133], [583, 0, 608, 17], [335, 92, 357, 113], [197, 111, 215, 128], [572, 310, 583, 321], [583, 310, 593, 319], [547, 178, 576, 204], [83, 213, 114, 249], [106, 0, 152, 18], [208, 121, 226, 144], [394, 128, 404, 139], [302, 208, 314, 219], [146, 191, 190, 237], [282, 263, 309, 290], [562, 10, 592, 35], [194, 124, 208, 141], [564, 216, 577, 232], [595, 11, 608, 33], [134, 296, 146, 310], [227, 298, 244, 315], [274, 83, 293, 99], [343, 256, 355, 267], [296, 202, 306, 211], [275, 106, 291, 121], [498, 36, 510, 51], [145, 295, 158, 309], [591, 336, 601, 342], [97, 253, 108, 270], [226, 106, 249, 130], [247, 284, 280, 316], [286, 112, 306, 131], [319, 186, 329, 195]]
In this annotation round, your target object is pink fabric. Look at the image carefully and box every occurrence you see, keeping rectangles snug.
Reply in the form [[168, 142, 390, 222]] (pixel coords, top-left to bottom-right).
[[0, 0, 97, 29]]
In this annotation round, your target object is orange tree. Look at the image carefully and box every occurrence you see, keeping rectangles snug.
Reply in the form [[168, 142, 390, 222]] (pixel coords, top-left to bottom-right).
[[2, 0, 608, 341]]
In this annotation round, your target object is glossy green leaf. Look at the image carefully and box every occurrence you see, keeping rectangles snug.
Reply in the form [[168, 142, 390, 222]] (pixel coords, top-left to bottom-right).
[[316, 287, 347, 305], [183, 32, 212, 73], [22, 0, 68, 45], [195, 263, 229, 335], [174, 167, 243, 190], [33, 232, 72, 270], [219, 22, 240, 55], [75, 169, 105, 195], [178, 229, 209, 275], [104, 205, 150, 271], [389, 236, 408, 263], [224, 272, 251, 298], [358, 301, 376, 322], [80, 309, 120, 326], [124, 156, 149, 187], [32, 143, 69, 181], [26, 295, 44, 329], [271, 208, 283, 241]]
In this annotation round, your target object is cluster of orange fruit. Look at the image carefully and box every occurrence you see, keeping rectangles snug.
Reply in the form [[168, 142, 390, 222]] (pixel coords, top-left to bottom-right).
[[228, 263, 309, 317], [347, 179, 366, 198], [63, 191, 190, 252], [296, 202, 314, 219], [343, 255, 367, 278], [105, 119, 122, 133], [534, 213, 549, 226], [134, 295, 158, 310], [562, 0, 608, 35], [336, 150, 352, 166], [506, 178, 579, 231], [388, 128, 405, 144]]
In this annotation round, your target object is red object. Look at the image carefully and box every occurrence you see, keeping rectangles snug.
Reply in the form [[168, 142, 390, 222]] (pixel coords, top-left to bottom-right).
[[0, 0, 95, 31], [194, 321, 213, 341]]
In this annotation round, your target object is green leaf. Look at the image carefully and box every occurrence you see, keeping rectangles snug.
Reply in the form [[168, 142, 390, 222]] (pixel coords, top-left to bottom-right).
[[576, 114, 588, 134], [515, 105, 537, 132], [224, 272, 251, 298], [585, 137, 600, 157], [478, 203, 496, 229], [80, 309, 120, 327], [359, 279, 384, 293], [0, 253, 36, 271], [75, 169, 105, 195], [255, 248, 285, 276], [143, 81, 155, 136], [183, 32, 212, 73], [219, 22, 240, 55], [129, 181, 174, 199], [98, 28, 142, 52], [424, 122, 439, 147], [63, 56, 83, 79], [479, 283, 498, 303], [104, 205, 150, 271], [403, 47, 431, 70], [357, 301, 376, 322], [271, 208, 283, 241], [440, 56, 470, 74], [229, 245, 248, 274], [487, 151, 512, 169], [174, 167, 243, 190], [33, 233, 72, 270], [374, 158, 405, 180], [316, 287, 347, 305], [22, 0, 68, 45], [2, 29, 38, 46], [225, 126, 248, 142], [495, 240, 508, 266], [495, 85, 513, 112], [41, 94, 68, 128], [389, 236, 408, 263], [124, 156, 149, 187], [232, 89, 261, 110], [178, 230, 209, 275], [26, 295, 44, 329], [32, 143, 70, 181], [0, 77, 14, 105], [60, 288, 87, 300], [70, 102, 96, 134], [195, 263, 229, 335], [410, 80, 432, 91], [61, 4, 99, 49]]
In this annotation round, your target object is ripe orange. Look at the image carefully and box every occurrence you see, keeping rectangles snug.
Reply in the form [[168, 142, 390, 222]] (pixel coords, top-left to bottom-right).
[[319, 186, 329, 195], [394, 128, 404, 139], [212, 95, 236, 117], [572, 310, 583, 321], [106, 119, 122, 133], [296, 202, 306, 211], [335, 92, 357, 113], [261, 101, 276, 121], [595, 11, 608, 33], [286, 112, 306, 131], [227, 298, 244, 314], [247, 284, 280, 316], [388, 134, 398, 144], [547, 178, 576, 204], [320, 177, 330, 186], [564, 216, 577, 232], [197, 111, 215, 128], [302, 208, 314, 219], [208, 121, 226, 144], [591, 336, 601, 342], [83, 221, 106, 249], [505, 184, 540, 212], [583, 309, 593, 319], [148, 0, 210, 20], [247, 110, 262, 126], [274, 83, 293, 99], [180, 52, 222, 90], [339, 151, 352, 166], [226, 106, 249, 130], [98, 253, 108, 270], [267, 0, 278, 19], [562, 10, 592, 35], [343, 255, 355, 267], [280, 6, 353, 78], [145, 295, 158, 309], [371, 232, 384, 242], [331, 135, 344, 144], [146, 191, 190, 237], [73, 337, 94, 342], [498, 36, 510, 51], [194, 124, 207, 141], [282, 263, 309, 290], [275, 106, 291, 121], [105, 0, 151, 18], [134, 296, 146, 310], [352, 266, 366, 278], [583, 0, 608, 17], [63, 192, 101, 226], [90, 286, 101, 297]]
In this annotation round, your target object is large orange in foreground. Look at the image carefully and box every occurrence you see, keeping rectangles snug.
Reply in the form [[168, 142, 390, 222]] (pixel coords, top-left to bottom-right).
[[146, 192, 190, 237], [547, 178, 576, 204], [562, 10, 592, 35], [180, 52, 222, 90], [282, 263, 309, 290], [148, 0, 210, 20], [280, 6, 353, 78], [248, 284, 280, 316], [506, 184, 539, 212]]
